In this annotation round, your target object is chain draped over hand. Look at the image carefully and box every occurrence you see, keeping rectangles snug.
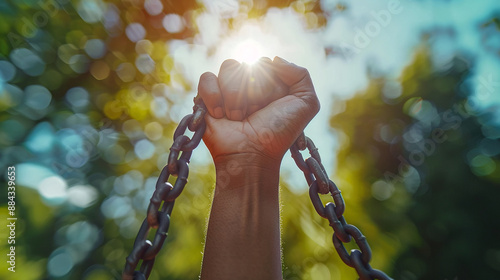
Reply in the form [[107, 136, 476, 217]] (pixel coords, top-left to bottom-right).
[[122, 97, 392, 280]]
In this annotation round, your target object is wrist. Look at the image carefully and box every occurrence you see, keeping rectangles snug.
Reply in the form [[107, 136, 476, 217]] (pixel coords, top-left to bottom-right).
[[213, 153, 281, 191], [202, 152, 283, 280]]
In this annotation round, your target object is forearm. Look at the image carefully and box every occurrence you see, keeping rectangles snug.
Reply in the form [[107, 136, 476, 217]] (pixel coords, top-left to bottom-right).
[[200, 154, 283, 280]]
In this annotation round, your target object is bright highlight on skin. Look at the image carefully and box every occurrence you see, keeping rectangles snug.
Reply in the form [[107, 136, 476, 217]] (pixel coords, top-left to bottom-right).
[[230, 39, 265, 65]]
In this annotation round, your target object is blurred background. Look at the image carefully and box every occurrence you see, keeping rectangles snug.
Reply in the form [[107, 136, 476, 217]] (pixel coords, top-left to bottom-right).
[[1, 0, 500, 279]]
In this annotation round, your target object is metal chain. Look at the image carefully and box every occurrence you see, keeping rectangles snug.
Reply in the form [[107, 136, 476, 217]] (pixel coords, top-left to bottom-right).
[[290, 134, 393, 280], [123, 97, 392, 280], [122, 97, 207, 280]]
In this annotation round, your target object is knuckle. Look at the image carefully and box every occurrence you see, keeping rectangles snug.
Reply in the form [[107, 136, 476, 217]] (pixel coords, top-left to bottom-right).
[[198, 72, 220, 97], [220, 59, 240, 72], [312, 95, 320, 113], [203, 87, 219, 98], [296, 65, 310, 79], [302, 94, 320, 116], [219, 81, 241, 97], [199, 71, 216, 83], [257, 56, 272, 64], [223, 88, 241, 100]]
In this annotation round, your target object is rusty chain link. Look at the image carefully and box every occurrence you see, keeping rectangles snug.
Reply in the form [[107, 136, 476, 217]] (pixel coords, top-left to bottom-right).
[[123, 97, 392, 280]]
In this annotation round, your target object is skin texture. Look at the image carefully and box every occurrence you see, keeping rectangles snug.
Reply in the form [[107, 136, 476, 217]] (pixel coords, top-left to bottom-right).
[[199, 57, 320, 280]]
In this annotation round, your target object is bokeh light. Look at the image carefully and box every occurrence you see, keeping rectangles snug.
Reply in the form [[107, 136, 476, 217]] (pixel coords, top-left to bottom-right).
[[38, 176, 68, 204], [48, 249, 74, 277], [1, 1, 499, 279], [10, 48, 45, 76], [126, 23, 146, 43], [163, 14, 185, 34], [0, 60, 16, 82]]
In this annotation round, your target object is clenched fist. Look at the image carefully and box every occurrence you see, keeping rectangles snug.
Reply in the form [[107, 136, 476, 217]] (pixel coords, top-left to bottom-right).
[[198, 57, 320, 164]]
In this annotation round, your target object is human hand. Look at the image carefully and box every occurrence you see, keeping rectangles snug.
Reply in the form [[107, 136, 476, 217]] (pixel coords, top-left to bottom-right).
[[198, 57, 320, 165], [199, 58, 319, 280]]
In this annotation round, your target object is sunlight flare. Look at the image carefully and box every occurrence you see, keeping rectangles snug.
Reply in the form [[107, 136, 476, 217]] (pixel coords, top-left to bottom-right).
[[217, 22, 282, 66], [231, 39, 265, 65]]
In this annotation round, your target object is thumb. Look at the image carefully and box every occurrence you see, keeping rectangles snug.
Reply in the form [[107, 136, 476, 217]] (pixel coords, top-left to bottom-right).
[[272, 56, 320, 115]]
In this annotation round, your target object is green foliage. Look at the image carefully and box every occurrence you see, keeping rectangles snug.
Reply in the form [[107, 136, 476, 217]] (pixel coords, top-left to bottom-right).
[[331, 45, 500, 279]]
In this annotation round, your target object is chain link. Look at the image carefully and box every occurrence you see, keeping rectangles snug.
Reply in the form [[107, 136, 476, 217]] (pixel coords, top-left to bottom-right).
[[122, 97, 206, 280], [292, 137, 392, 280], [123, 97, 392, 280]]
